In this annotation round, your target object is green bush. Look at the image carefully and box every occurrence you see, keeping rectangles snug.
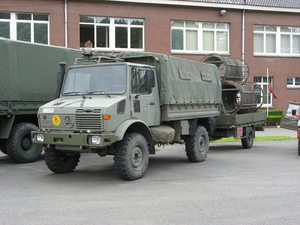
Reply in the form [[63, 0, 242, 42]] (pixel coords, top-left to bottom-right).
[[266, 115, 281, 126], [268, 110, 283, 116], [258, 110, 283, 126]]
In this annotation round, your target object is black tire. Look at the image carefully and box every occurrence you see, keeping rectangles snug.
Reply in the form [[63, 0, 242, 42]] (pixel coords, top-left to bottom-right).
[[114, 133, 149, 181], [241, 126, 254, 149], [6, 122, 43, 163], [44, 146, 80, 173], [298, 138, 300, 157], [185, 126, 209, 162]]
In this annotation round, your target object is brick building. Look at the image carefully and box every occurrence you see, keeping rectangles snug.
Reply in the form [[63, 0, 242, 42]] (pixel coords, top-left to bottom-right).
[[0, 0, 299, 111]]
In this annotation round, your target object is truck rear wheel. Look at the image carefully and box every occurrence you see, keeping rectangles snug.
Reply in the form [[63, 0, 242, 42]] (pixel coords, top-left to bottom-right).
[[114, 133, 149, 181], [6, 122, 43, 163], [44, 147, 80, 173], [185, 126, 209, 162], [241, 126, 254, 149]]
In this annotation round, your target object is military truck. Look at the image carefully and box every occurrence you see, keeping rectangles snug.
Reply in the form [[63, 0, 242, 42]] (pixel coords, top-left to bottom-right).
[[280, 101, 300, 156], [0, 38, 81, 163], [31, 51, 265, 180]]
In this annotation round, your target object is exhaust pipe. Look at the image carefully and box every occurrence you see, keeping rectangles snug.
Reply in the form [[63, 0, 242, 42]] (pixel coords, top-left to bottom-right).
[[55, 62, 67, 99]]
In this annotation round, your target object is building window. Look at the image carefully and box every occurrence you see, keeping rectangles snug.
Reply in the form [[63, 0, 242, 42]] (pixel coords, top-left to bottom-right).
[[80, 16, 144, 51], [254, 25, 300, 56], [254, 76, 273, 107], [0, 12, 10, 38], [0, 12, 49, 44], [287, 77, 300, 88], [171, 21, 229, 54]]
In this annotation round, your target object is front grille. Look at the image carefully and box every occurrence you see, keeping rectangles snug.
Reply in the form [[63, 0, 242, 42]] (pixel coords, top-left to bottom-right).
[[75, 110, 102, 130]]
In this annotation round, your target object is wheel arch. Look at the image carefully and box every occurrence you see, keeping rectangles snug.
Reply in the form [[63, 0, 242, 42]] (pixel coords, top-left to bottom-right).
[[115, 119, 154, 145], [0, 114, 39, 139], [196, 117, 217, 136]]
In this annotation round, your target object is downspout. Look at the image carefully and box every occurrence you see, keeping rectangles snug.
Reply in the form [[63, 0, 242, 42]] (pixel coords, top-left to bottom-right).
[[65, 0, 68, 48], [242, 9, 245, 61]]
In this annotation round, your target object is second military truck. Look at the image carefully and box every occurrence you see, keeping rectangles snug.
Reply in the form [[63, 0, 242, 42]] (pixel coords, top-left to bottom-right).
[[0, 38, 81, 163], [32, 51, 265, 180]]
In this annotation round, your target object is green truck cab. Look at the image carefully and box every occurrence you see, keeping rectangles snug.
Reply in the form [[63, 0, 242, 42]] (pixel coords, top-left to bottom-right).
[[32, 51, 265, 180]]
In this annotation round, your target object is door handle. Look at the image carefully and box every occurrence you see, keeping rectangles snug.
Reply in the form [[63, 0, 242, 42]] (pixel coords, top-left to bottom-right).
[[149, 102, 154, 105]]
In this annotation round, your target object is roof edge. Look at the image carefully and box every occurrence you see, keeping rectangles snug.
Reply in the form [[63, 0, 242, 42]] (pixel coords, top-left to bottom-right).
[[105, 0, 300, 13]]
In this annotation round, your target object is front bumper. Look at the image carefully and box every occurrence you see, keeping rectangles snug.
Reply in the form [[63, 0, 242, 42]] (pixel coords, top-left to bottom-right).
[[31, 131, 118, 148]]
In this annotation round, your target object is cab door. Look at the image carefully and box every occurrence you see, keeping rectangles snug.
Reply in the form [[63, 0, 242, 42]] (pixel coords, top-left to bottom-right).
[[130, 67, 159, 126]]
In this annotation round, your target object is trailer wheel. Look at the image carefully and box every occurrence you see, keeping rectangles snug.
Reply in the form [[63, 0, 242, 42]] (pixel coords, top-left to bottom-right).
[[185, 126, 209, 162], [241, 126, 254, 149], [114, 133, 149, 181], [298, 139, 300, 156], [44, 146, 80, 173], [6, 122, 43, 163]]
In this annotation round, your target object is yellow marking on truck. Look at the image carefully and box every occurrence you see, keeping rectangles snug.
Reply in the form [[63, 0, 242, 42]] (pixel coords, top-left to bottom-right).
[[52, 115, 61, 126]]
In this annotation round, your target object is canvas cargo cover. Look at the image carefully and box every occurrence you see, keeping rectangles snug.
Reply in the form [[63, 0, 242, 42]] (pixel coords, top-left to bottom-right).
[[117, 52, 222, 106], [280, 101, 300, 131], [0, 38, 81, 102]]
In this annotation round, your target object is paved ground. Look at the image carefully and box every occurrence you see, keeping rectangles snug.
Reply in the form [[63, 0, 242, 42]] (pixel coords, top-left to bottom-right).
[[1, 139, 299, 225], [256, 126, 296, 137]]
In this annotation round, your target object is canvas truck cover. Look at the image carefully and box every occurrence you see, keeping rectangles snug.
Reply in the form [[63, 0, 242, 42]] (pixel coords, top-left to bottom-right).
[[117, 52, 221, 105], [0, 38, 81, 102]]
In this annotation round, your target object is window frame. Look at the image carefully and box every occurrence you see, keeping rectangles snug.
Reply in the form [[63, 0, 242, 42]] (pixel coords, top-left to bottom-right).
[[254, 25, 300, 57], [254, 76, 273, 108], [80, 16, 144, 51], [0, 12, 49, 44], [171, 20, 230, 54], [287, 77, 300, 89]]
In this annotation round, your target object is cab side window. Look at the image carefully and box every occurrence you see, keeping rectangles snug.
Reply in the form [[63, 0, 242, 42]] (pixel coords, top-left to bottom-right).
[[131, 68, 152, 94]]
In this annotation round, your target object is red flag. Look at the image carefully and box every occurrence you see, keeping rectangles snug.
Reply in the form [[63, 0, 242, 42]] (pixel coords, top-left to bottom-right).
[[269, 77, 277, 99]]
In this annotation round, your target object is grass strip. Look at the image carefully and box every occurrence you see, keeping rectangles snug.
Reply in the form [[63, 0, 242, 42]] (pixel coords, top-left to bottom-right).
[[211, 136, 297, 143]]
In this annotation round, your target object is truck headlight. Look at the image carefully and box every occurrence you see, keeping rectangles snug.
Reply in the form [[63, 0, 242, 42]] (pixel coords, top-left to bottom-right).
[[90, 136, 101, 145], [36, 134, 44, 142]]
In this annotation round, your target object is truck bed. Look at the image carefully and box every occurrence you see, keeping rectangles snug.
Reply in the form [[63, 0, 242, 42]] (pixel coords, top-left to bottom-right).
[[216, 111, 266, 128]]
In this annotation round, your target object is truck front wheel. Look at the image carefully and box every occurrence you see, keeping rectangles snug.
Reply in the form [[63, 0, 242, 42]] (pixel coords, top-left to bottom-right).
[[6, 122, 43, 163], [185, 126, 209, 162], [44, 147, 80, 173], [241, 126, 254, 149], [114, 133, 149, 181]]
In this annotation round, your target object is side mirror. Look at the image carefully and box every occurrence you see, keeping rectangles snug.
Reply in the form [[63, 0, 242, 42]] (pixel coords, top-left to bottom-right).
[[146, 70, 155, 88]]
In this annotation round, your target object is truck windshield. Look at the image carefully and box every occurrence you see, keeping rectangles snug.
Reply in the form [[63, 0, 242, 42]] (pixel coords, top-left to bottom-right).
[[62, 64, 126, 95]]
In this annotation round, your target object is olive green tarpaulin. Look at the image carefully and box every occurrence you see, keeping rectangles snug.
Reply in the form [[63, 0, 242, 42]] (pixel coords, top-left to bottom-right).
[[0, 38, 81, 102], [117, 52, 222, 106]]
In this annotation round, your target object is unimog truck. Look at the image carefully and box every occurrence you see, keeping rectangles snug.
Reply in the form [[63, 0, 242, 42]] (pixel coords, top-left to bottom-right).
[[32, 51, 265, 180], [0, 38, 81, 163]]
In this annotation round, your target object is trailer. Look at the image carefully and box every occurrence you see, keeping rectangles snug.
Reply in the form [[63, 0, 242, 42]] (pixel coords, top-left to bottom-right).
[[211, 111, 266, 148]]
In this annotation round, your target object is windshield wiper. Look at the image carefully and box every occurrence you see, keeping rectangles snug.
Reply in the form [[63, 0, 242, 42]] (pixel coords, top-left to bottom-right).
[[63, 91, 83, 95], [87, 91, 111, 98], [63, 91, 87, 99]]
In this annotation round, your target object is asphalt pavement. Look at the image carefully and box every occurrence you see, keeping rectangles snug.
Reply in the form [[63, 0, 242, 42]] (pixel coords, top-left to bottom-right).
[[1, 139, 299, 225]]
